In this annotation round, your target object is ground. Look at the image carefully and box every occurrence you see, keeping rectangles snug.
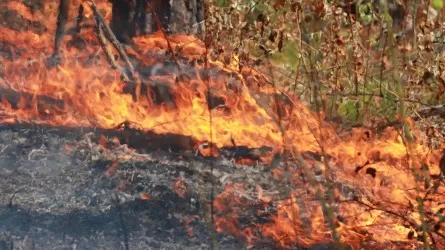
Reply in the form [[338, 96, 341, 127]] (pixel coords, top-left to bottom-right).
[[0, 125, 246, 250]]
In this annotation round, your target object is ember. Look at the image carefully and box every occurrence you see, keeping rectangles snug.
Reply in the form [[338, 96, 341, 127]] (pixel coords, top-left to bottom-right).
[[0, 0, 444, 249]]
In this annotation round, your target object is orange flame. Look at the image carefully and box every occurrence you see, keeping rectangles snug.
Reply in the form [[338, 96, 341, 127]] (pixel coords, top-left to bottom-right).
[[0, 1, 443, 249], [140, 192, 150, 200]]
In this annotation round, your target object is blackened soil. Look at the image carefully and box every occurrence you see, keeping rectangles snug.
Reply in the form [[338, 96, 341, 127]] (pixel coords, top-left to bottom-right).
[[0, 126, 251, 250]]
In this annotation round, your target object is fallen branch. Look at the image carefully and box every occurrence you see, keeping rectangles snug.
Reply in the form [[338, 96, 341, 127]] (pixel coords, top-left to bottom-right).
[[414, 105, 445, 120], [87, 0, 143, 101], [87, 0, 135, 73], [93, 15, 130, 82]]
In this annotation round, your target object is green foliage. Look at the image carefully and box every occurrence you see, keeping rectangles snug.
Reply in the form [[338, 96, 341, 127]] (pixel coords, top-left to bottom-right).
[[433, 0, 444, 10], [337, 99, 359, 121], [215, 0, 230, 7], [358, 1, 374, 25], [270, 41, 300, 72]]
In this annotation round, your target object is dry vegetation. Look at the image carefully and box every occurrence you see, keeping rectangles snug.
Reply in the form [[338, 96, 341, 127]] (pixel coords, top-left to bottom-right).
[[205, 0, 445, 146]]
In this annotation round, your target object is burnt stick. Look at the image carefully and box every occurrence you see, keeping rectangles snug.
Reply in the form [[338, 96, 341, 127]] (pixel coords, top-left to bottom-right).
[[93, 16, 130, 83], [54, 0, 70, 57]]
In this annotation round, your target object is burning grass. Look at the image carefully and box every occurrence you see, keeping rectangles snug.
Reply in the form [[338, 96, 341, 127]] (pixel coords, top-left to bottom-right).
[[0, 0, 444, 249]]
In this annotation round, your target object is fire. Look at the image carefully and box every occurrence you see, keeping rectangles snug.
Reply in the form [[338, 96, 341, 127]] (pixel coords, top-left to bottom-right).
[[0, 1, 322, 154], [140, 192, 150, 200], [0, 1, 444, 249]]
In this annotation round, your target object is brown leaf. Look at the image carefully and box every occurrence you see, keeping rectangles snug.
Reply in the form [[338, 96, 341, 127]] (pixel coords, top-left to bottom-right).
[[274, 0, 285, 9]]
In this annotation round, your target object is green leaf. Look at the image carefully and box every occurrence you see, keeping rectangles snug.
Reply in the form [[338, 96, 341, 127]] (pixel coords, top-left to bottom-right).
[[433, 0, 444, 9], [270, 41, 300, 71], [215, 0, 230, 7], [358, 2, 374, 25], [337, 100, 358, 121]]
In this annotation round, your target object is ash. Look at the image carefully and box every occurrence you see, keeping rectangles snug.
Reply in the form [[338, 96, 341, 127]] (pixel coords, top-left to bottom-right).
[[0, 126, 253, 250]]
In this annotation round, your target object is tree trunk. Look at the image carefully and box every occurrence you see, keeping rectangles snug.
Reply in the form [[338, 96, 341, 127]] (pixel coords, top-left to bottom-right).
[[110, 0, 205, 42]]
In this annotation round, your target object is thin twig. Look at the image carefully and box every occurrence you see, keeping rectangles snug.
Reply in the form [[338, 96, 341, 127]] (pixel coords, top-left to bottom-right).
[[201, 3, 217, 249], [74, 4, 85, 34], [0, 76, 15, 90], [347, 0, 360, 119], [327, 91, 432, 106], [145, 2, 181, 71], [379, 29, 388, 97], [8, 191, 17, 209]]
